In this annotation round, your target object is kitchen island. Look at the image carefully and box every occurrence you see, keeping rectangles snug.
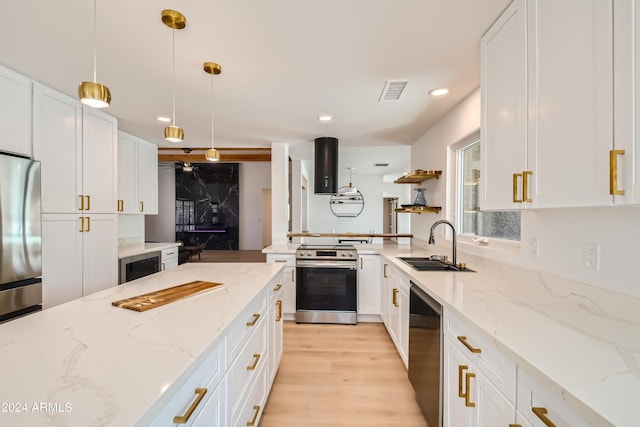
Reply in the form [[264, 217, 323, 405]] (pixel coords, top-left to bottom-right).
[[0, 262, 284, 426]]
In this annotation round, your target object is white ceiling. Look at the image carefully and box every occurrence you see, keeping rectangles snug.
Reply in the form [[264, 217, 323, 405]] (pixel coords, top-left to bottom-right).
[[2, 0, 509, 177]]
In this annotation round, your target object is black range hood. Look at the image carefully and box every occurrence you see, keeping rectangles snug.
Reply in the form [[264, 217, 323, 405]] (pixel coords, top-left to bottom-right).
[[314, 137, 338, 194]]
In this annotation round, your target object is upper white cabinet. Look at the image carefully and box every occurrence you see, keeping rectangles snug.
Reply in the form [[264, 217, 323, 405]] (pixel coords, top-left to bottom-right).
[[0, 64, 31, 157], [33, 83, 118, 214], [481, 0, 528, 211], [482, 0, 623, 209], [117, 131, 158, 214]]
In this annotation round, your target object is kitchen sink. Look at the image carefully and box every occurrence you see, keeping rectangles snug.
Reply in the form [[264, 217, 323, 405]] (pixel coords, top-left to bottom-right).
[[397, 257, 475, 272]]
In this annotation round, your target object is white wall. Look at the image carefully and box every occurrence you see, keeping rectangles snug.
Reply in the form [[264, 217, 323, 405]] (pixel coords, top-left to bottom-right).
[[145, 161, 271, 250], [240, 162, 271, 249], [412, 87, 639, 297]]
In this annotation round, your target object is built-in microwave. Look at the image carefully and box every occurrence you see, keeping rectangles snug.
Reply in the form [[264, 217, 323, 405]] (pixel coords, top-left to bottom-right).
[[119, 251, 161, 284]]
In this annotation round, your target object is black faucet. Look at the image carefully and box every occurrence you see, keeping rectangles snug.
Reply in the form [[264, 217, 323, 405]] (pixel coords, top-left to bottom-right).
[[428, 220, 457, 267]]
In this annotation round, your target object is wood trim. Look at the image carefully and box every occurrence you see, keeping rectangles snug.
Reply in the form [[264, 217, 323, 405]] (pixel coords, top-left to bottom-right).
[[158, 153, 271, 162]]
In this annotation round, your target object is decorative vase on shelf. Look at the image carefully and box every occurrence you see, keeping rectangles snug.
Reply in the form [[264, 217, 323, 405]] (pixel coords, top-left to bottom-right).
[[413, 188, 427, 206]]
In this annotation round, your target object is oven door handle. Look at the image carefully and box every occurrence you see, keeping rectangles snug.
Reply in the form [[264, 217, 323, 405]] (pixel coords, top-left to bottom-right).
[[296, 261, 357, 269]]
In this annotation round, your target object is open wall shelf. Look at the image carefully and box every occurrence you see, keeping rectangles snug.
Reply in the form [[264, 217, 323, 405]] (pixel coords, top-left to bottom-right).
[[394, 170, 442, 184], [395, 206, 442, 214]]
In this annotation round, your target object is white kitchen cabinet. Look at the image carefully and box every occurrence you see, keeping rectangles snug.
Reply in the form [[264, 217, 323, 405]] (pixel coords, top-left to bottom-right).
[[268, 281, 284, 386], [357, 254, 381, 317], [0, 64, 31, 157], [516, 369, 594, 427], [515, 411, 534, 427], [383, 262, 409, 368], [480, 0, 528, 211], [266, 254, 296, 317], [161, 246, 179, 271], [117, 131, 158, 214], [445, 339, 516, 427], [33, 83, 118, 214], [41, 213, 118, 307], [482, 0, 619, 209]]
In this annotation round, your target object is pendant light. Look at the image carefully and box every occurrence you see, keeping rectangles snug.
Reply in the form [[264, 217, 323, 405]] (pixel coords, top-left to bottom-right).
[[338, 167, 359, 195], [162, 10, 186, 143], [203, 62, 222, 161], [78, 0, 111, 108]]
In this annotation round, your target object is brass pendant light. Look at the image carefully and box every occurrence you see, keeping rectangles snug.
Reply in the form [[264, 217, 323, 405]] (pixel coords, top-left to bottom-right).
[[78, 0, 111, 108], [204, 62, 222, 161], [162, 9, 186, 143]]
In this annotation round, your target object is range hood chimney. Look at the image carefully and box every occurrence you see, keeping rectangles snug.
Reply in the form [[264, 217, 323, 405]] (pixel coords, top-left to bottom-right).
[[314, 137, 338, 194]]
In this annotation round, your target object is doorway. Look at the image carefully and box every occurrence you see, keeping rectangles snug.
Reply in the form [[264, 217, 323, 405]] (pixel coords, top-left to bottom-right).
[[382, 197, 398, 240]]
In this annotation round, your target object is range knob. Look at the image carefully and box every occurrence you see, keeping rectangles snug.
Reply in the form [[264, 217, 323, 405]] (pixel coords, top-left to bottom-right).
[[341, 252, 346, 257], [307, 251, 313, 256]]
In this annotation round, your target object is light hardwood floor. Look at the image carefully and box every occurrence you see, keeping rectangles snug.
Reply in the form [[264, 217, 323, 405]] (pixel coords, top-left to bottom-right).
[[260, 322, 428, 427]]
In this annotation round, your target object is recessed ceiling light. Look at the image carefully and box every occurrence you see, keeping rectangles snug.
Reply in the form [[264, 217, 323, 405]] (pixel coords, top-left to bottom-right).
[[428, 87, 449, 97], [157, 115, 171, 122], [317, 114, 333, 122]]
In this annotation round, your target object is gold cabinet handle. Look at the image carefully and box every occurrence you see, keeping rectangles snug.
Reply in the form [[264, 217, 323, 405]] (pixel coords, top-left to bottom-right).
[[246, 353, 261, 370], [509, 425, 523, 427], [79, 217, 85, 233], [464, 372, 476, 407], [532, 407, 556, 427], [246, 405, 261, 426], [273, 284, 282, 291], [383, 264, 388, 278], [275, 259, 287, 263], [291, 269, 295, 282], [79, 195, 85, 211], [523, 171, 533, 202], [85, 216, 91, 232], [276, 300, 282, 321], [458, 365, 468, 398], [246, 313, 260, 326], [392, 288, 399, 307], [457, 336, 481, 354], [140, 201, 144, 212], [85, 195, 91, 211], [173, 387, 208, 424], [513, 173, 523, 202], [610, 149, 625, 195], [360, 257, 364, 269]]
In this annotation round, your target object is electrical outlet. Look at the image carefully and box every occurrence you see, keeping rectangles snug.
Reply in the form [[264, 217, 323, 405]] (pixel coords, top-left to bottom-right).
[[583, 243, 599, 270], [529, 237, 538, 257]]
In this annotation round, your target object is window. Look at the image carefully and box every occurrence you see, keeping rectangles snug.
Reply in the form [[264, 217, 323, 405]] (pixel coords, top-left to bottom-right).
[[457, 140, 521, 241], [175, 199, 195, 232]]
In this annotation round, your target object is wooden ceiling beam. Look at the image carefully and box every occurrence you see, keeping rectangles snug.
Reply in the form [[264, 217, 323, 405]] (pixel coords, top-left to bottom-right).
[[158, 153, 271, 162]]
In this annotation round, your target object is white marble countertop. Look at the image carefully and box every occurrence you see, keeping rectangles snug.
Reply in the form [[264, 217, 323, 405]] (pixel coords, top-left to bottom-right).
[[262, 242, 638, 426], [118, 242, 181, 259], [0, 262, 283, 426]]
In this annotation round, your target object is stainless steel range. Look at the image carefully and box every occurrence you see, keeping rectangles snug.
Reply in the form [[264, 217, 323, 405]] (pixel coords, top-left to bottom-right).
[[295, 244, 357, 324]]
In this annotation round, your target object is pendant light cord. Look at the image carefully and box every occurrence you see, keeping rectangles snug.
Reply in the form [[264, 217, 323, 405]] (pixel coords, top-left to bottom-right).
[[92, 0, 97, 83], [172, 29, 176, 127], [211, 73, 219, 148]]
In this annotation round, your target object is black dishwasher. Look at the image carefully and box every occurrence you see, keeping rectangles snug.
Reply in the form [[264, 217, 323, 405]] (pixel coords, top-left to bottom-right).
[[408, 283, 442, 427]]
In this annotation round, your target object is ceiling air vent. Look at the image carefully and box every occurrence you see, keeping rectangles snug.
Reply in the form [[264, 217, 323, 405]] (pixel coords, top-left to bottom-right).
[[379, 80, 408, 101], [374, 163, 389, 167]]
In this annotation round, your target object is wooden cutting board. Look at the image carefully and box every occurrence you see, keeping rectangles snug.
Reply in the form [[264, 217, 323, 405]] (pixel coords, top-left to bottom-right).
[[112, 280, 223, 312]]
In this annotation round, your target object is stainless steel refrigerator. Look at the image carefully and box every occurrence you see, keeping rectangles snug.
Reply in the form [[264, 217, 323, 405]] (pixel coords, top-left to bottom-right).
[[0, 152, 42, 322]]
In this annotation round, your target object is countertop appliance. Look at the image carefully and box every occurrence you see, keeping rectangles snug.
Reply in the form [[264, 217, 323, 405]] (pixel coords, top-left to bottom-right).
[[408, 282, 442, 426], [295, 244, 357, 324], [119, 251, 161, 284], [0, 153, 42, 322]]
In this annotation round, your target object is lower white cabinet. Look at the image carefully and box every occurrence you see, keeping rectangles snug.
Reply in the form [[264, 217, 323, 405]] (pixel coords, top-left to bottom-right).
[[162, 246, 179, 271], [382, 261, 409, 368], [268, 280, 284, 385], [41, 213, 118, 308], [357, 254, 381, 317], [266, 254, 296, 316], [146, 276, 282, 427], [516, 369, 593, 427]]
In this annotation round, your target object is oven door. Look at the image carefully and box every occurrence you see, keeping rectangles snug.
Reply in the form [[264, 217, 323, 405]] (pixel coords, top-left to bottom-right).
[[296, 260, 357, 312]]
